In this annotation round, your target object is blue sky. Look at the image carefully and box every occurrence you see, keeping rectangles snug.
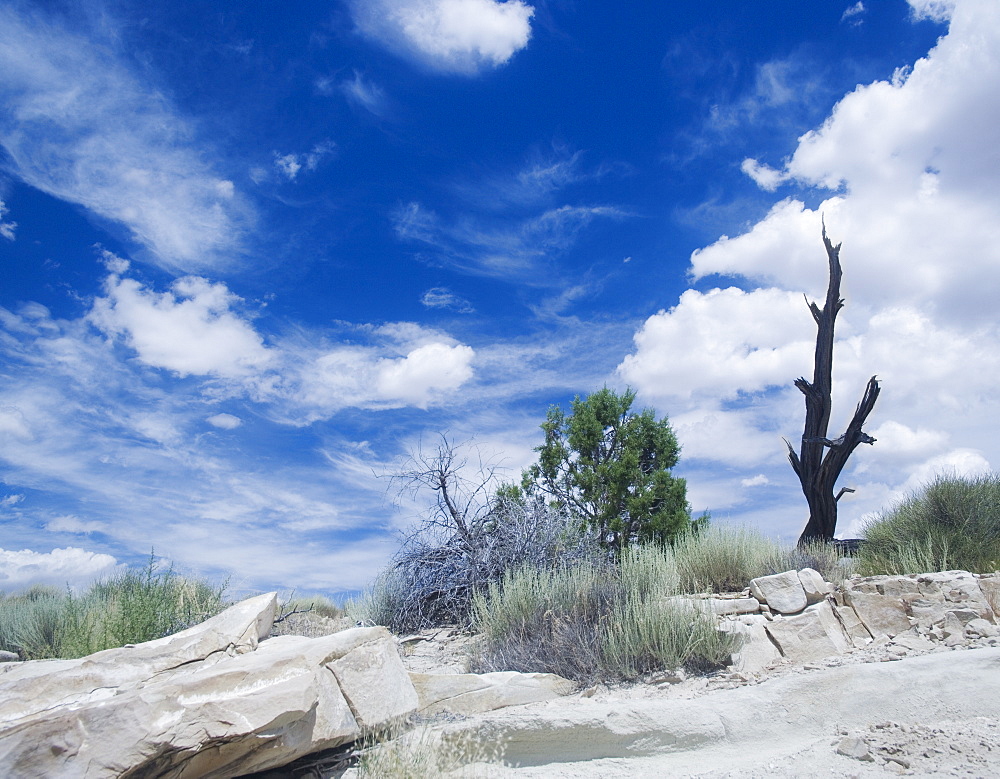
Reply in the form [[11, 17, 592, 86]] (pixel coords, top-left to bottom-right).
[[2, 0, 998, 597]]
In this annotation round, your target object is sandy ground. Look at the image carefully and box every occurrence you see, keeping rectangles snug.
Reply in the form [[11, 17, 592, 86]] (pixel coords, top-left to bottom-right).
[[451, 647, 1000, 777], [280, 615, 1000, 778]]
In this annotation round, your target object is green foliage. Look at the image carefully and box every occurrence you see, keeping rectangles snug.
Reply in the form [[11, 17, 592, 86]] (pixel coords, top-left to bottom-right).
[[672, 525, 852, 593], [672, 524, 788, 593], [0, 556, 228, 659], [522, 387, 696, 547], [857, 473, 1000, 576], [470, 544, 738, 683]]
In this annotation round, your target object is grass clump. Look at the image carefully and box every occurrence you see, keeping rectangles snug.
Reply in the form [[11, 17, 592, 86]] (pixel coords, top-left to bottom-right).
[[672, 524, 787, 593], [470, 544, 739, 683], [0, 556, 228, 660], [857, 473, 1000, 576]]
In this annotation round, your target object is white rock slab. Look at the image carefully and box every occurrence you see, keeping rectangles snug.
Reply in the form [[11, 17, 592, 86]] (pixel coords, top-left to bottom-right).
[[749, 571, 807, 615]]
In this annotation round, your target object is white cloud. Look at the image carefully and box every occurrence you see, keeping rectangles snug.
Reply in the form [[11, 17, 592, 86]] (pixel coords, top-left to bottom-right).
[[0, 198, 16, 240], [841, 2, 867, 23], [273, 142, 335, 182], [421, 287, 475, 313], [89, 273, 273, 379], [395, 200, 629, 279], [741, 159, 788, 192], [908, 0, 956, 22], [274, 153, 302, 181], [290, 338, 475, 419], [45, 515, 107, 534], [742, 474, 771, 487], [207, 413, 242, 430], [619, 287, 814, 402], [351, 0, 534, 75], [0, 6, 253, 271], [341, 72, 390, 117], [620, 0, 1000, 541], [376, 342, 475, 406], [0, 547, 123, 593]]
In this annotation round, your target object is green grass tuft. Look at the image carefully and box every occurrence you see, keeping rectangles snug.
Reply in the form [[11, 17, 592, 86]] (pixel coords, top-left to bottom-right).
[[857, 473, 1000, 576], [0, 555, 228, 660]]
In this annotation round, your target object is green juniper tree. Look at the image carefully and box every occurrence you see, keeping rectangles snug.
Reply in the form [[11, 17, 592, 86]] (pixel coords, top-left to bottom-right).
[[521, 387, 700, 548]]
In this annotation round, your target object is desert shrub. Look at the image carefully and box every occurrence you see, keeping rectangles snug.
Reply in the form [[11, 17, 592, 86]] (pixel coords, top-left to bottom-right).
[[283, 595, 344, 620], [0, 586, 66, 659], [350, 490, 603, 633], [780, 538, 854, 585], [470, 544, 738, 683], [672, 524, 788, 593], [857, 473, 1000, 576], [0, 557, 227, 659]]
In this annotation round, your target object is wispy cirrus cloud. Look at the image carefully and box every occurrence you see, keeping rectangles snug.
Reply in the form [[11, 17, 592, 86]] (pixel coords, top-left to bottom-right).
[[0, 288, 474, 592], [339, 71, 391, 118], [395, 198, 628, 280], [0, 5, 253, 272], [350, 0, 534, 75], [420, 287, 475, 313], [0, 199, 16, 241]]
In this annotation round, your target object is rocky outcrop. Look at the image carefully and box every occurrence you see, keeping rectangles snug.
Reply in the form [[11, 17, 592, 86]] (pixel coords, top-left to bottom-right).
[[711, 568, 1000, 675], [0, 594, 573, 778]]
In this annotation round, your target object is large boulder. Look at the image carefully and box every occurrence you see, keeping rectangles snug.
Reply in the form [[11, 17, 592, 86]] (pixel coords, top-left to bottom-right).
[[749, 571, 807, 615], [842, 590, 912, 639], [0, 596, 418, 778], [764, 601, 852, 662]]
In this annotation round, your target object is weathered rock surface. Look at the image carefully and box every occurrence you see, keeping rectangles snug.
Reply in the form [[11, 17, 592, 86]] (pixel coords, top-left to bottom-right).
[[0, 595, 573, 778], [764, 601, 851, 662], [441, 647, 1000, 776], [410, 671, 575, 716], [749, 570, 807, 615]]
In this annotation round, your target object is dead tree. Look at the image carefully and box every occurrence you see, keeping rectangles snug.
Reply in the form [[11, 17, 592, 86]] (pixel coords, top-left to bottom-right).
[[785, 227, 880, 544]]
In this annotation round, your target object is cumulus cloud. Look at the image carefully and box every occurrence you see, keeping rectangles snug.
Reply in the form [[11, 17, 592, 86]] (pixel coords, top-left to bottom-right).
[[351, 0, 534, 75], [289, 338, 475, 420], [619, 287, 814, 401], [0, 547, 123, 592], [0, 6, 253, 271], [89, 273, 273, 379], [621, 0, 1000, 539]]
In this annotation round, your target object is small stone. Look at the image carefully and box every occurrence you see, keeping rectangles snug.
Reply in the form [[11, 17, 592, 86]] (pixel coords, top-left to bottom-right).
[[886, 756, 911, 769], [836, 737, 874, 761], [0, 650, 19, 663]]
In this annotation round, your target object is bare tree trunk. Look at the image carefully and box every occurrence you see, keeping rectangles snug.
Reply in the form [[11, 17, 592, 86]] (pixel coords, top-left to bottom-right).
[[785, 228, 880, 544]]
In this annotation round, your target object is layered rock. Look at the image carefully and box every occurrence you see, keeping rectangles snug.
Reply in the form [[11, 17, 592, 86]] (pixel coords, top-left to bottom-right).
[[719, 568, 1000, 674], [0, 594, 573, 778]]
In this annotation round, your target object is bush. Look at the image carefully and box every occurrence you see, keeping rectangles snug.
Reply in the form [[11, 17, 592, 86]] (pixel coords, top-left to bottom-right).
[[672, 525, 787, 593], [857, 473, 1000, 576], [349, 496, 602, 633], [0, 557, 228, 659], [470, 545, 739, 683]]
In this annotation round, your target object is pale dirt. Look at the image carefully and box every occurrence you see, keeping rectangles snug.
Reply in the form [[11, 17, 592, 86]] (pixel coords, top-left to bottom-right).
[[278, 615, 1000, 778]]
